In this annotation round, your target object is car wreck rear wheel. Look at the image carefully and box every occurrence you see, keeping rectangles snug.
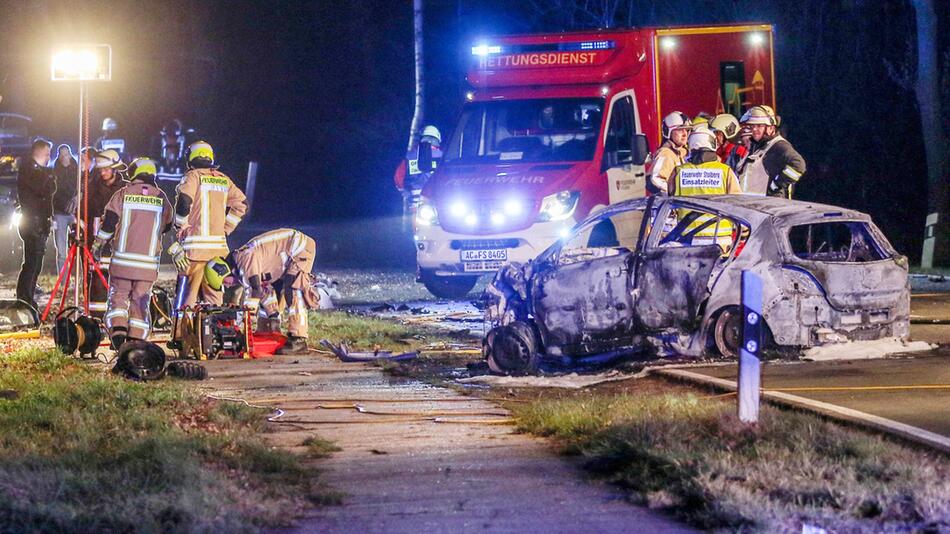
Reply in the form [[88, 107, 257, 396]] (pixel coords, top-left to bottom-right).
[[713, 307, 743, 358]]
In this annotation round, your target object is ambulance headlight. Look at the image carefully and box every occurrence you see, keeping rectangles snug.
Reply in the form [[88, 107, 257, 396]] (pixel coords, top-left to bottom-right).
[[415, 201, 439, 226], [538, 191, 579, 222], [9, 210, 21, 228]]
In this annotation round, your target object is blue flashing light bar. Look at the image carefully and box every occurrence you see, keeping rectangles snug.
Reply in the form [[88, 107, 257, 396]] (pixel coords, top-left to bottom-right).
[[472, 40, 615, 56], [471, 44, 503, 56], [565, 40, 615, 51]]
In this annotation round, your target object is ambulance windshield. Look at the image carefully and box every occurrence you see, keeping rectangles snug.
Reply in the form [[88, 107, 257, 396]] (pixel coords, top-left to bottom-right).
[[443, 98, 604, 164]]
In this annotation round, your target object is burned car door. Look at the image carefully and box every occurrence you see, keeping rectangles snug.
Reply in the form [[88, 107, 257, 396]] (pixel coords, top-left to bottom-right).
[[532, 206, 646, 356], [632, 201, 731, 331]]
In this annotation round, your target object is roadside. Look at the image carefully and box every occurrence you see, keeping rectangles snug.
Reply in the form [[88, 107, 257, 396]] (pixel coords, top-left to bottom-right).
[[197, 353, 693, 533]]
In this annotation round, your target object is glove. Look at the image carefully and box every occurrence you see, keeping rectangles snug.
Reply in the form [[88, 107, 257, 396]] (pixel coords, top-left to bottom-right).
[[167, 242, 190, 272]]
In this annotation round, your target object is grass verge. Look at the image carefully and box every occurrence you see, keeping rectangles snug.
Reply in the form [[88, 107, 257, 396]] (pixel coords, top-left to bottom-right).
[[0, 347, 338, 533], [308, 310, 470, 353], [507, 380, 950, 532]]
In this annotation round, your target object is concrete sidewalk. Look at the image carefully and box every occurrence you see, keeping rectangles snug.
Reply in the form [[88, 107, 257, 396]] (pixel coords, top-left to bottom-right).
[[200, 355, 694, 534]]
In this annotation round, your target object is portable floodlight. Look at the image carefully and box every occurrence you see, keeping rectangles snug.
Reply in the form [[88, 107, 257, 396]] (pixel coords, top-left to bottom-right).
[[51, 44, 111, 82]]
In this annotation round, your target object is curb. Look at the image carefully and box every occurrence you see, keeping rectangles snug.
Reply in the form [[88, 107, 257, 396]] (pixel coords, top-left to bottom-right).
[[654, 368, 950, 454]]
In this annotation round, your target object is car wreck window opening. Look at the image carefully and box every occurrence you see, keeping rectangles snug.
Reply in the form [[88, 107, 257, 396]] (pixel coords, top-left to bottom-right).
[[788, 221, 889, 263]]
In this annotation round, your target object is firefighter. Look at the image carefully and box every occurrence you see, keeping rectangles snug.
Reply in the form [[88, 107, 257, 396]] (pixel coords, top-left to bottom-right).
[[668, 129, 741, 248], [168, 140, 247, 345], [736, 105, 806, 198], [394, 125, 442, 217], [710, 113, 747, 173], [93, 158, 174, 348], [84, 149, 127, 318], [206, 228, 319, 355], [648, 112, 691, 195]]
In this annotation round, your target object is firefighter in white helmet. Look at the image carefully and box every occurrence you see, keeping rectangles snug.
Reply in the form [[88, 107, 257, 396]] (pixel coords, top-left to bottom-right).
[[205, 228, 320, 355], [83, 148, 126, 318], [94, 158, 174, 348], [735, 105, 806, 197], [167, 141, 247, 346], [649, 112, 691, 195], [668, 129, 741, 248]]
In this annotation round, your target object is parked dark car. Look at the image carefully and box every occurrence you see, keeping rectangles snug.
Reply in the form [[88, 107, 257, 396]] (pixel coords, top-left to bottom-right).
[[484, 195, 910, 374]]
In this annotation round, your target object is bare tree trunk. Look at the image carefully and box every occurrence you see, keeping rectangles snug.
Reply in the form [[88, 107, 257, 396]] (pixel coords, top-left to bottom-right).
[[912, 0, 949, 267], [406, 0, 425, 154]]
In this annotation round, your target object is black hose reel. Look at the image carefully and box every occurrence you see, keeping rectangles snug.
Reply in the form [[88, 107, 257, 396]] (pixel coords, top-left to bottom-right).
[[52, 307, 105, 359]]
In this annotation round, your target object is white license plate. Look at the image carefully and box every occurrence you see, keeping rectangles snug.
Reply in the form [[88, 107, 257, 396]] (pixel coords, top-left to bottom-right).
[[463, 260, 505, 272], [460, 249, 508, 262]]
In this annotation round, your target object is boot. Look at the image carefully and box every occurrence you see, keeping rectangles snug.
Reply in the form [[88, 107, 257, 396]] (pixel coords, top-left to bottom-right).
[[275, 336, 308, 355], [255, 316, 282, 334], [110, 332, 127, 351]]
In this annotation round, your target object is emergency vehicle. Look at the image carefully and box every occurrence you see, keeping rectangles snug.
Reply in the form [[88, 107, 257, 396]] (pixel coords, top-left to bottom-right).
[[411, 24, 776, 298]]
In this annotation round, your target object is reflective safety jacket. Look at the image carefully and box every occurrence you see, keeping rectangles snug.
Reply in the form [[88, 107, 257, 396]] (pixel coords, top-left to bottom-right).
[[231, 228, 316, 315], [737, 134, 806, 197], [174, 168, 247, 260], [670, 158, 740, 238], [95, 178, 174, 281], [648, 142, 687, 195]]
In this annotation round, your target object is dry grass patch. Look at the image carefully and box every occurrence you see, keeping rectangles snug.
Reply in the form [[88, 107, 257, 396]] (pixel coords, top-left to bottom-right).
[[510, 384, 950, 532]]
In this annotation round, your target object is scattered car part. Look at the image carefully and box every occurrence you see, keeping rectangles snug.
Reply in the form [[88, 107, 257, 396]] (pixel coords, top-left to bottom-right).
[[149, 287, 173, 331], [320, 339, 418, 362], [0, 299, 39, 331], [52, 307, 104, 359], [112, 340, 166, 381], [166, 360, 208, 380]]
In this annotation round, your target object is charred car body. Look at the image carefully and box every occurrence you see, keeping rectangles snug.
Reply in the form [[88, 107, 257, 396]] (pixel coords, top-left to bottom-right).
[[484, 195, 910, 374]]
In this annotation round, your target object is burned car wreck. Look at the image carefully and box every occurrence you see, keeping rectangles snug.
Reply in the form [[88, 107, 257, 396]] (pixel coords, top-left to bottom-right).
[[484, 195, 910, 374]]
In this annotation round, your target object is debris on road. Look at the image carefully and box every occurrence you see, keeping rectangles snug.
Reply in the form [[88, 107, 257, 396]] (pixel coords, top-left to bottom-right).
[[802, 338, 935, 361], [457, 369, 642, 389], [320, 339, 417, 362]]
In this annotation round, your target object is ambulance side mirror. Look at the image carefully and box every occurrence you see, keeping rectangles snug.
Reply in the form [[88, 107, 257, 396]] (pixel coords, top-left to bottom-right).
[[417, 141, 433, 173], [632, 134, 649, 166]]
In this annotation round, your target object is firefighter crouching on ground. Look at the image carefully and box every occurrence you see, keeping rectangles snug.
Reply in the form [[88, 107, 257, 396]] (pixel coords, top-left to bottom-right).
[[93, 158, 174, 348], [85, 149, 127, 318], [736, 105, 806, 198], [648, 112, 692, 195], [206, 228, 319, 355], [669, 129, 741, 249], [167, 141, 247, 347]]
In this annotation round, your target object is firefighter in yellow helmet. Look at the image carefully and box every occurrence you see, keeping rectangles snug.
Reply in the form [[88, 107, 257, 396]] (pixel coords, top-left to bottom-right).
[[167, 141, 247, 347], [668, 129, 741, 248], [736, 105, 806, 197], [94, 158, 174, 348], [648, 112, 691, 195], [205, 228, 320, 355]]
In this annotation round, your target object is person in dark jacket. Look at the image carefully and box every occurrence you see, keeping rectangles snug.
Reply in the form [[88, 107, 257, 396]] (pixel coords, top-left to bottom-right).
[[81, 148, 126, 317], [15, 139, 55, 310], [736, 105, 806, 198], [52, 144, 78, 273]]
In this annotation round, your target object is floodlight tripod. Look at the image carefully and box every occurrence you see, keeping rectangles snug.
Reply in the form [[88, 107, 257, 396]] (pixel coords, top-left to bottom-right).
[[39, 81, 110, 322]]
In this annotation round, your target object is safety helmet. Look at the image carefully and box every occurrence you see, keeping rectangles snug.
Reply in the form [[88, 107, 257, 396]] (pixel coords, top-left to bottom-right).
[[188, 140, 214, 165], [94, 149, 124, 169], [204, 257, 232, 291], [113, 340, 166, 381], [102, 117, 118, 132], [661, 111, 692, 139], [740, 105, 779, 126], [128, 157, 158, 181], [692, 113, 711, 126], [421, 125, 442, 145], [710, 114, 740, 140], [687, 129, 717, 152]]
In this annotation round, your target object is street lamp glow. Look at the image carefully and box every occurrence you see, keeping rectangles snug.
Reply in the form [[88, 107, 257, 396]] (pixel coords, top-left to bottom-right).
[[51, 45, 112, 81]]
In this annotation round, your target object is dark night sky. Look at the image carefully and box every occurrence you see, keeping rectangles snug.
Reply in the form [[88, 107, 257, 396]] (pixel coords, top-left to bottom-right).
[[0, 0, 946, 261]]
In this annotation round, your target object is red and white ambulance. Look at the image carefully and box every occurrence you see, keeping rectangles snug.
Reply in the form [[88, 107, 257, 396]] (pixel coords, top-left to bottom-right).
[[413, 24, 776, 298]]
